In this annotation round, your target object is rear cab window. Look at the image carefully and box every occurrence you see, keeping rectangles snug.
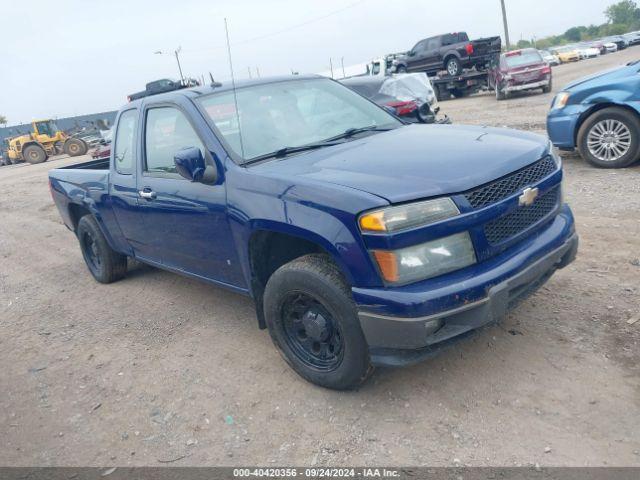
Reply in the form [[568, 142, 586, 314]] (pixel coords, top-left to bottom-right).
[[113, 109, 138, 174]]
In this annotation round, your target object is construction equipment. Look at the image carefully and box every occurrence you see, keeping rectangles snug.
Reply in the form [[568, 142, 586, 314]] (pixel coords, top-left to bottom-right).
[[6, 119, 88, 164]]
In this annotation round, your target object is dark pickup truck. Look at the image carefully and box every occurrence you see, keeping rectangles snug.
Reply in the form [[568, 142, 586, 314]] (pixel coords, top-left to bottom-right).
[[395, 32, 502, 76], [49, 75, 578, 390], [127, 78, 199, 102]]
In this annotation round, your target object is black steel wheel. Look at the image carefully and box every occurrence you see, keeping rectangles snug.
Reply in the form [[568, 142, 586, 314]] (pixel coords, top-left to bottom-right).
[[281, 291, 344, 371], [76, 215, 128, 283], [264, 254, 373, 390]]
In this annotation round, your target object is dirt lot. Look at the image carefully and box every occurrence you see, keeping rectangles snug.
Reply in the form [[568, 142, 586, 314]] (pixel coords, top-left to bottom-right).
[[1, 49, 639, 467]]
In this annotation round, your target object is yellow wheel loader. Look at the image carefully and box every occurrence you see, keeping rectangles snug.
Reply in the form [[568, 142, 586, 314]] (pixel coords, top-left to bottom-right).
[[6, 120, 88, 164]]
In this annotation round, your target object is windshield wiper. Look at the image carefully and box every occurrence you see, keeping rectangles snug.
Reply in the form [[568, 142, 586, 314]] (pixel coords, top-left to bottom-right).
[[242, 141, 343, 164], [324, 125, 394, 142]]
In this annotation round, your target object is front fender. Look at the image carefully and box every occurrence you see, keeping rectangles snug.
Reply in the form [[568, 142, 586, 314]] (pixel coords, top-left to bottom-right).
[[226, 168, 387, 292]]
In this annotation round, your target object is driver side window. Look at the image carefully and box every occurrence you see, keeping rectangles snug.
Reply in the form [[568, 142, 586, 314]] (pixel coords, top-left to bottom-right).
[[144, 107, 206, 176]]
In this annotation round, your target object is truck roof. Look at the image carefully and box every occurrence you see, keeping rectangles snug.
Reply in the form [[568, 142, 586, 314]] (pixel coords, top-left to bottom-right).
[[124, 74, 324, 109]]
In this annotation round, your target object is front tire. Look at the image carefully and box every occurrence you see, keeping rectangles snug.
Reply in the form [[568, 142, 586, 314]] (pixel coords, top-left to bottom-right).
[[77, 215, 128, 283], [577, 107, 640, 168], [64, 138, 88, 157], [495, 83, 506, 101], [542, 78, 552, 94], [263, 254, 373, 390]]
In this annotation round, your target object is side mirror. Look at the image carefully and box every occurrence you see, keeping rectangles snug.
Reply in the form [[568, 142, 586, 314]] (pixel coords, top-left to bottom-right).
[[174, 147, 217, 183], [408, 50, 416, 57]]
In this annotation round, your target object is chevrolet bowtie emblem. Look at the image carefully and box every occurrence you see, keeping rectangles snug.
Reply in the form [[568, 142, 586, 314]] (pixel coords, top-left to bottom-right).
[[519, 187, 539, 207]]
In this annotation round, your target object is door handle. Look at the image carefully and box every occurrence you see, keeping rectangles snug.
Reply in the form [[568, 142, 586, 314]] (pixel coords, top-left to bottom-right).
[[139, 189, 157, 200]]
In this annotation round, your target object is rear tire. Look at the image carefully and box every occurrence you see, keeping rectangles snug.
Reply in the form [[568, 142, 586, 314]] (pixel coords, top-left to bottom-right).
[[395, 65, 407, 73], [64, 138, 88, 157], [445, 57, 462, 76], [263, 254, 373, 390], [76, 215, 128, 283], [577, 107, 640, 168], [435, 84, 449, 101], [542, 78, 552, 94], [23, 145, 47, 164]]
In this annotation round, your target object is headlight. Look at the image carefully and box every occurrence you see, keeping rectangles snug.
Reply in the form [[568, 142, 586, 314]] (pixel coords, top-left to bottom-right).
[[359, 198, 459, 233], [553, 92, 570, 109], [372, 232, 476, 284]]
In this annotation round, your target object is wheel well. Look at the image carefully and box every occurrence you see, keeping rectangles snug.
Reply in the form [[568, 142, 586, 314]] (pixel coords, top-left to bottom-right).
[[575, 103, 640, 145], [248, 230, 327, 329], [444, 54, 459, 66], [22, 141, 44, 151], [68, 203, 91, 232]]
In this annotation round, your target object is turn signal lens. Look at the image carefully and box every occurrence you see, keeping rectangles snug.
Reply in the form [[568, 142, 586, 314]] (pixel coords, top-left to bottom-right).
[[372, 250, 399, 283], [553, 92, 570, 109], [359, 211, 386, 232]]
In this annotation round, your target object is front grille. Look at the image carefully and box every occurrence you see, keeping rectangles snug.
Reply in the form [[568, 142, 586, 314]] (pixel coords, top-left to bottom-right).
[[465, 156, 557, 209], [484, 186, 559, 245]]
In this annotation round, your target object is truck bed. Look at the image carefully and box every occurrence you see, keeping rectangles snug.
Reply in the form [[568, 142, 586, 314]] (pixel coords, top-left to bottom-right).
[[58, 157, 110, 170]]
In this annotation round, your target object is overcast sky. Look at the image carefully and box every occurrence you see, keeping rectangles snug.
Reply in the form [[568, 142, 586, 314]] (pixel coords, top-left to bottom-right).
[[0, 0, 613, 124]]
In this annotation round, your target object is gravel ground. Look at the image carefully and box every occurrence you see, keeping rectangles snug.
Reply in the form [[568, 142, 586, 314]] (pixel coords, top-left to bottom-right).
[[1, 48, 639, 467]]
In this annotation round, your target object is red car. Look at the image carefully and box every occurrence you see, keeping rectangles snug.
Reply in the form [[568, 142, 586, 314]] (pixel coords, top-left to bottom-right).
[[91, 142, 111, 160], [489, 48, 552, 101]]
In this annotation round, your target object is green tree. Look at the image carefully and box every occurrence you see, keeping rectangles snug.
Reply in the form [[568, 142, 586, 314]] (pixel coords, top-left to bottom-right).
[[604, 0, 640, 25], [0, 115, 7, 127], [564, 26, 586, 41], [516, 39, 532, 48]]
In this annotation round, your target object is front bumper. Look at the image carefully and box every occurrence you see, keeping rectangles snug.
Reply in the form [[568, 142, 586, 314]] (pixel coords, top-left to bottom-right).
[[355, 208, 578, 366], [505, 78, 549, 92], [547, 104, 589, 149]]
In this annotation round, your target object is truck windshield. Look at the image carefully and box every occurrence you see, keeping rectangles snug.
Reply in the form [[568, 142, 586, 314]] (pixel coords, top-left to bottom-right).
[[197, 77, 401, 163]]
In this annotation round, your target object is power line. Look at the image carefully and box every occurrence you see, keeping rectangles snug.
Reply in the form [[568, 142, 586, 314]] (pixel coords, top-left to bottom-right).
[[183, 0, 369, 54]]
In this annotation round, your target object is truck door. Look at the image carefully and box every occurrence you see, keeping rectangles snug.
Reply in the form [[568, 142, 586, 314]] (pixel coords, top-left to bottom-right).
[[407, 39, 428, 71], [108, 108, 150, 256], [423, 36, 444, 73], [135, 102, 244, 288]]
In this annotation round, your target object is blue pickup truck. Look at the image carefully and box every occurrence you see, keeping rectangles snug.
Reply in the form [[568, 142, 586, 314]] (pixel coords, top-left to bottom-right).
[[49, 75, 578, 389]]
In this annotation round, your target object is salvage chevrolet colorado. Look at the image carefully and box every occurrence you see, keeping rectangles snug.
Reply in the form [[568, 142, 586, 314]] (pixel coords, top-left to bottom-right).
[[49, 76, 578, 389]]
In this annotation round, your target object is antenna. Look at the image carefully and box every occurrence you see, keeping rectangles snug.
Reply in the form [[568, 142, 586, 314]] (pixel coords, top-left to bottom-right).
[[224, 18, 245, 158]]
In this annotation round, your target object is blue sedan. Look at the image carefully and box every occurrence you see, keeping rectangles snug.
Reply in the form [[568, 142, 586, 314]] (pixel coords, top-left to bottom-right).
[[547, 60, 640, 168]]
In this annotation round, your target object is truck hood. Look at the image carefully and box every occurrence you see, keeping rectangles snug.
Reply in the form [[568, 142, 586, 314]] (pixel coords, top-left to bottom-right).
[[252, 124, 549, 204], [563, 62, 639, 91]]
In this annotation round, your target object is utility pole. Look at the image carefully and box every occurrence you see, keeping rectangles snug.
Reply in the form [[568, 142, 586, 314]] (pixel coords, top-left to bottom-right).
[[341, 57, 346, 78], [154, 47, 184, 83], [500, 0, 511, 51], [329, 58, 334, 78], [174, 47, 184, 83]]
